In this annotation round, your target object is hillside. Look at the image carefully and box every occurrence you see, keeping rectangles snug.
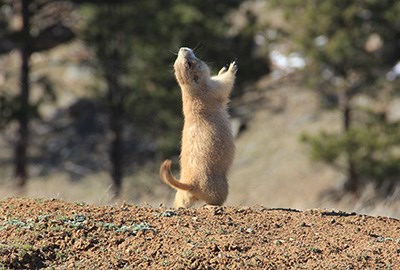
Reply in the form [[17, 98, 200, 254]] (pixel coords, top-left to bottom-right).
[[229, 81, 340, 208], [1, 197, 399, 269], [228, 80, 400, 218]]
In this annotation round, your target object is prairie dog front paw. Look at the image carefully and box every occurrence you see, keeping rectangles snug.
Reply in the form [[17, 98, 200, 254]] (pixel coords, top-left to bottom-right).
[[218, 65, 228, 76], [218, 61, 238, 76], [228, 61, 238, 75]]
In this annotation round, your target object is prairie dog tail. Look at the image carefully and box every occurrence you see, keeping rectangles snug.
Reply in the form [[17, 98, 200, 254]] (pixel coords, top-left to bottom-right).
[[160, 160, 193, 191]]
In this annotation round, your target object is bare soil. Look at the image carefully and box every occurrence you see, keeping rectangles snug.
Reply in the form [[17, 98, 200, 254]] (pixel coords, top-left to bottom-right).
[[0, 198, 399, 269]]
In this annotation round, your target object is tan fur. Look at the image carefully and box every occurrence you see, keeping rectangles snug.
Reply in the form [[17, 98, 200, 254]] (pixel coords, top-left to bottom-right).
[[160, 47, 236, 208]]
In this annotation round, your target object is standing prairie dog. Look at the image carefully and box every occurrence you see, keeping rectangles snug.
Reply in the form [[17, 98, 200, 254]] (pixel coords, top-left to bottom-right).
[[160, 47, 237, 207]]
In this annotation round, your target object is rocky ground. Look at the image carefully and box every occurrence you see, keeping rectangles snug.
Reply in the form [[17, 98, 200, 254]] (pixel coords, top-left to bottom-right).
[[0, 197, 399, 269]]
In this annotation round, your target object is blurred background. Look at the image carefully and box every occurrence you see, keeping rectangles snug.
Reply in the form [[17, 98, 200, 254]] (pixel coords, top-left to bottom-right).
[[1, 0, 400, 217]]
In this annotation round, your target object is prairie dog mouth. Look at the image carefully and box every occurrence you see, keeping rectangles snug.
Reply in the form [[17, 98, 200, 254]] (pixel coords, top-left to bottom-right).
[[174, 47, 208, 85], [176, 47, 199, 71]]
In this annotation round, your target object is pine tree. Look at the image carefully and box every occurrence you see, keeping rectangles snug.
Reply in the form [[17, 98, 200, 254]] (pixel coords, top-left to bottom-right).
[[0, 0, 76, 187], [82, 0, 269, 197], [270, 0, 400, 192]]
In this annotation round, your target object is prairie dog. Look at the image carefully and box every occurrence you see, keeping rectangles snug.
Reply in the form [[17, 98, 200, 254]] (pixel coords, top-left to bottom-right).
[[160, 47, 237, 207]]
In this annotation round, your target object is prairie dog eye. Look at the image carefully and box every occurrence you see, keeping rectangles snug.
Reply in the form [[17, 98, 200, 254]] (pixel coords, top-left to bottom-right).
[[185, 60, 192, 69]]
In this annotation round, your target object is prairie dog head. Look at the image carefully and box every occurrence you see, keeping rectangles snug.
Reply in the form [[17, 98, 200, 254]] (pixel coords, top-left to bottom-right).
[[174, 47, 210, 92]]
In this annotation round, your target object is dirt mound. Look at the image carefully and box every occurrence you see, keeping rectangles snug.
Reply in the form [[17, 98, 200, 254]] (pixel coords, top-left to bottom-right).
[[0, 198, 399, 269]]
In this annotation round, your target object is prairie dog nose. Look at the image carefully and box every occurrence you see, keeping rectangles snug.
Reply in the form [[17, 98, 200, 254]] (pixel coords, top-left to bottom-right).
[[179, 47, 195, 57], [180, 47, 192, 53]]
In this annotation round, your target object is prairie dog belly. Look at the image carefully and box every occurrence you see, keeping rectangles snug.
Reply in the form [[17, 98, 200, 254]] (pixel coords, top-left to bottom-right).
[[180, 113, 234, 181]]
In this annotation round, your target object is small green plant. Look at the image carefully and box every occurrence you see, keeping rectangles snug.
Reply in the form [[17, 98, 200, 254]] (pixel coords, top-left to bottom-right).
[[55, 250, 67, 261], [157, 210, 178, 217], [309, 246, 322, 254], [182, 249, 194, 259], [98, 222, 119, 230], [219, 229, 228, 235], [20, 243, 34, 251], [65, 214, 86, 229], [74, 201, 86, 207], [6, 218, 33, 229], [373, 236, 400, 243], [38, 214, 52, 222], [204, 230, 212, 237], [274, 240, 283, 246], [161, 260, 170, 267], [116, 223, 153, 235]]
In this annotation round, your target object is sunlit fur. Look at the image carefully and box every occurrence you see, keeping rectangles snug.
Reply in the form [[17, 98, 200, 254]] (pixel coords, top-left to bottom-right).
[[160, 47, 237, 208]]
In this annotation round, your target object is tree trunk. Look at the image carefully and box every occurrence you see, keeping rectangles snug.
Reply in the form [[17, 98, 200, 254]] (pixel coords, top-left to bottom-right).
[[15, 0, 31, 187], [105, 50, 124, 198], [108, 76, 123, 198], [93, 4, 127, 198], [338, 88, 359, 193]]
